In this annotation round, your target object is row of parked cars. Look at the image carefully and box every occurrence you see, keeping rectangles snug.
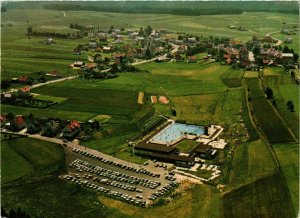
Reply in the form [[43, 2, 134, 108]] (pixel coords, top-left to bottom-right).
[[148, 182, 178, 201], [72, 148, 160, 177], [70, 158, 161, 190], [63, 175, 146, 207]]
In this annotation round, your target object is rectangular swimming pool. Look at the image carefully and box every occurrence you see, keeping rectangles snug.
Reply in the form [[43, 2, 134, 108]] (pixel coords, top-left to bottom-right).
[[150, 123, 205, 145]]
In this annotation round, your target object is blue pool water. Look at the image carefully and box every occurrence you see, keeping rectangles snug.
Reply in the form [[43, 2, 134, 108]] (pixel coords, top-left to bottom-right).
[[151, 123, 205, 144]]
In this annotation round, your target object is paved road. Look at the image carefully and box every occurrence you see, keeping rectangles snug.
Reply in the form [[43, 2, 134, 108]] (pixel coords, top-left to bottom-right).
[[30, 76, 77, 89]]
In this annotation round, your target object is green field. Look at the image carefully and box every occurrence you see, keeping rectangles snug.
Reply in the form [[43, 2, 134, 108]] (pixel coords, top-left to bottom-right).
[[33, 85, 141, 116], [99, 184, 221, 218], [223, 171, 295, 218], [1, 104, 96, 121], [229, 139, 276, 187], [245, 78, 295, 143], [2, 8, 299, 80], [1, 6, 299, 218], [263, 72, 299, 139], [273, 143, 299, 212], [1, 177, 112, 218], [1, 137, 65, 184]]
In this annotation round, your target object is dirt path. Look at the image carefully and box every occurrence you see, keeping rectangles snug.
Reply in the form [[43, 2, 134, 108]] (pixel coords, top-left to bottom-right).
[[266, 30, 282, 46]]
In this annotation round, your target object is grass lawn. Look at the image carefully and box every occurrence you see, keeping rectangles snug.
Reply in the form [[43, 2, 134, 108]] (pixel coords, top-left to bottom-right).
[[1, 104, 96, 121], [228, 139, 276, 187], [243, 71, 258, 78], [279, 85, 299, 116], [1, 137, 65, 184], [223, 171, 295, 218], [99, 183, 221, 218], [33, 85, 141, 117], [1, 177, 111, 218], [273, 143, 299, 213], [34, 94, 67, 103], [175, 139, 199, 153]]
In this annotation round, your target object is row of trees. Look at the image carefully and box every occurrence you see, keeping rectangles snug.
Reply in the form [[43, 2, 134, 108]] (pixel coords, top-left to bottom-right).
[[265, 87, 295, 112], [1, 207, 39, 218], [27, 27, 81, 38]]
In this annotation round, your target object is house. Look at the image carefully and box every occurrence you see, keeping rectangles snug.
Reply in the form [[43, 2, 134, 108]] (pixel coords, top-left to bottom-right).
[[0, 114, 6, 127], [10, 115, 25, 131], [26, 121, 41, 134], [46, 70, 60, 77], [280, 53, 294, 64], [187, 37, 196, 42], [102, 46, 112, 53], [73, 48, 81, 55], [226, 57, 232, 65], [284, 37, 293, 43], [18, 75, 28, 83], [262, 35, 275, 43], [177, 45, 186, 54], [18, 86, 31, 98], [73, 61, 85, 68], [187, 56, 197, 63], [46, 38, 54, 44], [42, 120, 60, 137], [89, 41, 97, 48], [85, 63, 97, 70], [114, 53, 126, 63], [63, 120, 81, 139], [194, 143, 215, 159], [88, 32, 95, 38], [97, 33, 107, 42]]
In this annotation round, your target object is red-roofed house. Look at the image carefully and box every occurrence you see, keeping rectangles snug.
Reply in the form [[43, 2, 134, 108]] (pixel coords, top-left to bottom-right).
[[63, 120, 81, 139], [18, 86, 31, 98], [187, 56, 197, 63], [18, 75, 28, 83], [0, 114, 6, 127], [10, 115, 25, 131], [85, 63, 97, 70]]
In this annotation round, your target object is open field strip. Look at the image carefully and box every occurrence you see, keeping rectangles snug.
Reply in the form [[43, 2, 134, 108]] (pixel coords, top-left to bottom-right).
[[263, 73, 299, 139], [245, 78, 295, 143], [273, 143, 299, 212]]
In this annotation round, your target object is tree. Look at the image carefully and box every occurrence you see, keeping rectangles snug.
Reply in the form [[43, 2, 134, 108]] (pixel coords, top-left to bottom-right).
[[138, 27, 144, 36], [108, 26, 113, 34], [286, 100, 294, 112], [27, 26, 33, 35], [145, 46, 151, 59], [172, 109, 177, 116], [145, 25, 153, 36], [291, 71, 295, 78], [272, 100, 277, 108], [252, 46, 260, 57], [293, 53, 299, 62], [177, 35, 183, 40], [265, 87, 274, 99], [1, 80, 11, 90]]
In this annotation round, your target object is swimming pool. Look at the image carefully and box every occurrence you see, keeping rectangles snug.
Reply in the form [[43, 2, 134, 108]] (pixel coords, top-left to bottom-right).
[[150, 123, 205, 144]]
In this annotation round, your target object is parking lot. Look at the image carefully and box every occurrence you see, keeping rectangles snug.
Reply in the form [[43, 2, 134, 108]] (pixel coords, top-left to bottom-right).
[[62, 146, 178, 206]]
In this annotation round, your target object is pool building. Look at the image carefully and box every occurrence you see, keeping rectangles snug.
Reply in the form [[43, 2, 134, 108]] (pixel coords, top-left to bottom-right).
[[134, 121, 221, 167], [149, 122, 207, 145]]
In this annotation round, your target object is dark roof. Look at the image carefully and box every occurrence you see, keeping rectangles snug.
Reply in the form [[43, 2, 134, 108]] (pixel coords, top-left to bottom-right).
[[147, 152, 194, 163], [194, 144, 212, 153], [135, 142, 175, 153]]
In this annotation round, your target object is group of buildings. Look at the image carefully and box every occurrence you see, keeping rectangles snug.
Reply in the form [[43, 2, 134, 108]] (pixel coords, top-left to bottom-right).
[[0, 113, 97, 140]]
